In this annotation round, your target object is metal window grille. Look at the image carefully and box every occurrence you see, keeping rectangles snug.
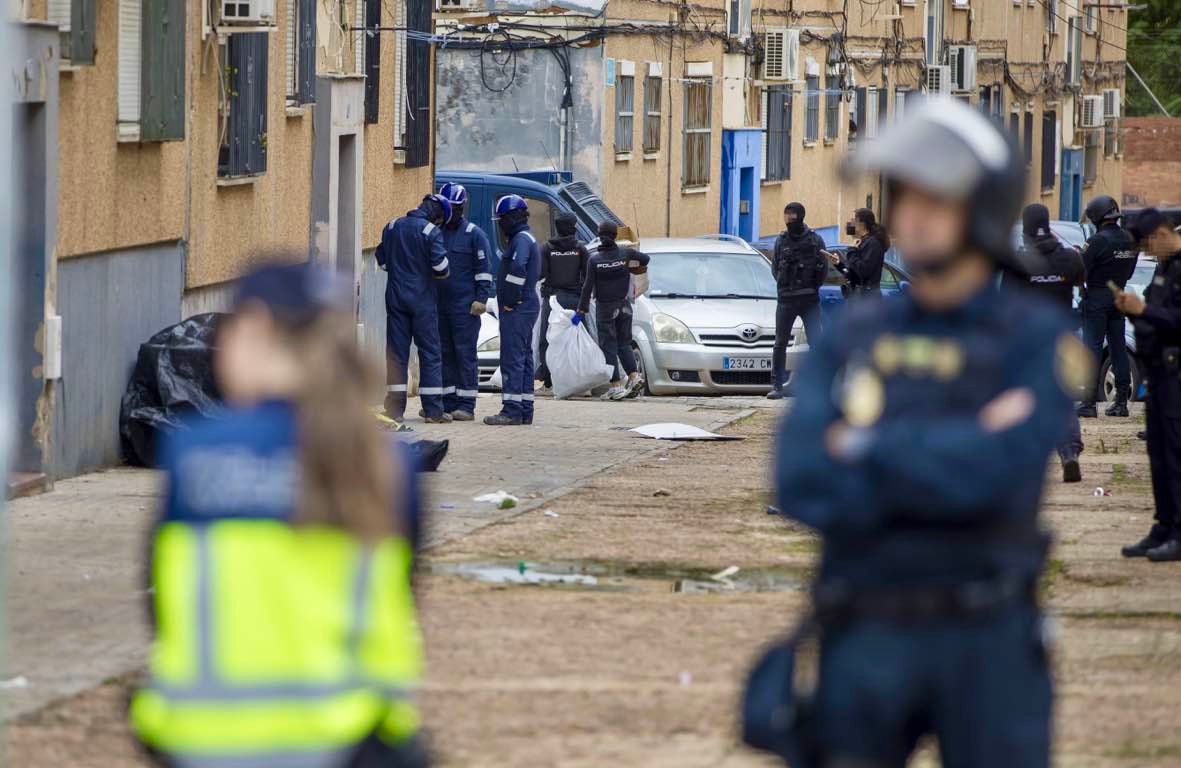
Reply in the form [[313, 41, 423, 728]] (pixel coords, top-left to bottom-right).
[[763, 85, 791, 180], [1083, 130, 1099, 183], [824, 75, 840, 140], [1023, 110, 1034, 166], [1041, 110, 1056, 190], [616, 75, 634, 153], [805, 75, 819, 141], [682, 79, 712, 188], [219, 33, 269, 178], [643, 75, 662, 153]]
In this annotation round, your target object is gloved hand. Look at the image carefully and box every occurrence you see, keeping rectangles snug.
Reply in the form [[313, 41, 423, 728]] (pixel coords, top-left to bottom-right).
[[470, 301, 487, 316], [572, 312, 583, 326]]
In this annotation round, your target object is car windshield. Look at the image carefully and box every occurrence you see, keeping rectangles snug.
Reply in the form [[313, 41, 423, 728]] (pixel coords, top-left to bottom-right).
[[648, 251, 777, 299]]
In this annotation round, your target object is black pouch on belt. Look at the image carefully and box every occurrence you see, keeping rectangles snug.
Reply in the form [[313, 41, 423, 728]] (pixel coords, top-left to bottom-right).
[[741, 617, 821, 767]]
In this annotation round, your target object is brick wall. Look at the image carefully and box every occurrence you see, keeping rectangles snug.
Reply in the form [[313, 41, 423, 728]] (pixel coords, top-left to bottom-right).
[[1122, 117, 1181, 208]]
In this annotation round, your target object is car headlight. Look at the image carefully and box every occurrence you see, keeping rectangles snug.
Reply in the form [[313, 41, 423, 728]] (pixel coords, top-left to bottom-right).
[[652, 313, 695, 344], [478, 336, 500, 352]]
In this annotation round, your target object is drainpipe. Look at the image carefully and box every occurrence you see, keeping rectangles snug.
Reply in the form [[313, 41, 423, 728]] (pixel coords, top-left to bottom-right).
[[665, 11, 676, 236]]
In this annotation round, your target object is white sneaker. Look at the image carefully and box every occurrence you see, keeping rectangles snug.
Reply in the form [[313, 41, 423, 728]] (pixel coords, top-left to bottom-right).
[[602, 386, 627, 401], [624, 376, 645, 399]]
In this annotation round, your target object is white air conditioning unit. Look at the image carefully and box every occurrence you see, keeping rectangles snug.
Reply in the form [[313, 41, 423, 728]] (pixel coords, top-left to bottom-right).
[[762, 28, 800, 81], [1081, 94, 1104, 128], [926, 65, 951, 96], [1103, 88, 1121, 119], [947, 45, 977, 92], [437, 0, 480, 9], [220, 0, 277, 24]]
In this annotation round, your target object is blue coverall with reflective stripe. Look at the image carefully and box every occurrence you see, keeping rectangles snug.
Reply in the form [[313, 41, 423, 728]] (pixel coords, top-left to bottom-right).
[[376, 207, 450, 418]]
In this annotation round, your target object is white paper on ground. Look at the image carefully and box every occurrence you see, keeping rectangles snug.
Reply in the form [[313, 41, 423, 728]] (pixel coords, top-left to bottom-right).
[[473, 490, 519, 505], [628, 423, 745, 441]]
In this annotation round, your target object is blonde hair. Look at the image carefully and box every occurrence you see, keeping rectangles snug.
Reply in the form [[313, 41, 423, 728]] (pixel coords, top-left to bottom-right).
[[278, 309, 401, 541]]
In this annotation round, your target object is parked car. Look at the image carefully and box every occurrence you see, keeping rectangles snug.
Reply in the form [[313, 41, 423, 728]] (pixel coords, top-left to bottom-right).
[[630, 235, 805, 395]]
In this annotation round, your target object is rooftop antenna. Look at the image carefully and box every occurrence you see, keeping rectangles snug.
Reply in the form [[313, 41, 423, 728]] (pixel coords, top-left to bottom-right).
[[511, 156, 520, 172]]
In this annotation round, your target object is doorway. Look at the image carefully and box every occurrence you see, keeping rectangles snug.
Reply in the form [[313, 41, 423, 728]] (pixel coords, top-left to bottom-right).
[[1060, 148, 1083, 223], [336, 133, 358, 316], [738, 166, 755, 242], [12, 103, 48, 477]]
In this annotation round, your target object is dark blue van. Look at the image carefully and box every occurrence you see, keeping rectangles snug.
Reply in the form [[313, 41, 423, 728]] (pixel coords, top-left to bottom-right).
[[434, 170, 625, 291]]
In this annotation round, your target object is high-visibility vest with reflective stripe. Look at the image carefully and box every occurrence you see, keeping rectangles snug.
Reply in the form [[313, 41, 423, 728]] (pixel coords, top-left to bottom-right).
[[131, 519, 422, 766]]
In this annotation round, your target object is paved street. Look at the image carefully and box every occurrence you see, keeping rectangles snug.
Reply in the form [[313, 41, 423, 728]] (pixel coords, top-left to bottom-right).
[[1, 394, 766, 722]]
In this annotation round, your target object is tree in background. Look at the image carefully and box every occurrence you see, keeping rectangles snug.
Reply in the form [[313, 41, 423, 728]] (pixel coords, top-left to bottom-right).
[[1127, 0, 1181, 116]]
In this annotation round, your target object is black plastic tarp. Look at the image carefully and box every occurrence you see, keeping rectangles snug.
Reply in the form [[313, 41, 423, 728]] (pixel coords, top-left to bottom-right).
[[120, 313, 225, 467], [120, 313, 450, 473]]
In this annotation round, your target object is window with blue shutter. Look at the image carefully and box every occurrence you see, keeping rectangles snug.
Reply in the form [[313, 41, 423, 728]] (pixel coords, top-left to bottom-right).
[[219, 33, 269, 179]]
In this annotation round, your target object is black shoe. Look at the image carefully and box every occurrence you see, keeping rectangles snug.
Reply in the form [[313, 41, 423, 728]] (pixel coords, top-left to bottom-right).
[[483, 413, 522, 426], [1077, 403, 1098, 418], [1105, 400, 1129, 417], [1147, 538, 1181, 562], [766, 388, 785, 401], [1062, 457, 1082, 483], [1122, 530, 1169, 558]]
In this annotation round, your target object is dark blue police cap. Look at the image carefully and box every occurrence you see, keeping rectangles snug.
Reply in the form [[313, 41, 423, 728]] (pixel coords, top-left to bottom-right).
[[233, 261, 348, 325]]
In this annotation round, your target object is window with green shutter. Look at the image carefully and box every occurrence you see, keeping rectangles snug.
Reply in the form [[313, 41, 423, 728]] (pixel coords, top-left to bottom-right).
[[140, 0, 186, 141]]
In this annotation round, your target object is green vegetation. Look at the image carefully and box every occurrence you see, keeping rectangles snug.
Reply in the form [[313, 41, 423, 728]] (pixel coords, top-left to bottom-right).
[[1128, 0, 1181, 116]]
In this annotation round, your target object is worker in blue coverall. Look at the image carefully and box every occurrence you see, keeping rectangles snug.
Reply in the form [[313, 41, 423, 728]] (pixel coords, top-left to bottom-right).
[[377, 193, 452, 425], [485, 194, 541, 426], [437, 183, 493, 421], [762, 99, 1086, 767]]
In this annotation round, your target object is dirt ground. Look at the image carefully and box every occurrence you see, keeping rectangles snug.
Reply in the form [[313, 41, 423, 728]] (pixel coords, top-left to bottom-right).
[[6, 406, 1181, 767]]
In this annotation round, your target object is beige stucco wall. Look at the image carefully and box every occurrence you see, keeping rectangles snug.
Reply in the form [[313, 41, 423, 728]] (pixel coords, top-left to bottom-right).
[[184, 1, 315, 288], [43, 0, 427, 283], [598, 0, 729, 237], [53, 2, 186, 258], [357, 1, 433, 252], [601, 31, 725, 238]]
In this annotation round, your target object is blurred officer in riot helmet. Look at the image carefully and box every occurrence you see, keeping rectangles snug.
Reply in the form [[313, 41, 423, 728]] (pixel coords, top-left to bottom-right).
[[1077, 194, 1138, 418], [747, 98, 1083, 768]]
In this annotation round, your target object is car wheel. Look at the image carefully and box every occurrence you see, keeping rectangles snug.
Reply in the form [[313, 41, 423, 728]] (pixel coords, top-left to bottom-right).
[[632, 342, 653, 395], [1099, 356, 1143, 402]]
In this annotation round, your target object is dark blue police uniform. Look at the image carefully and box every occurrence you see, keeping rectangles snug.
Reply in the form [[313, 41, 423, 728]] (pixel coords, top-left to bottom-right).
[[495, 220, 541, 424], [376, 206, 450, 418], [438, 218, 494, 415], [776, 285, 1077, 766]]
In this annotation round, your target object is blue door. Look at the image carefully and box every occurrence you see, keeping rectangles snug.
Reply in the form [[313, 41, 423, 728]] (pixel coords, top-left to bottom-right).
[[1059, 148, 1083, 222], [738, 167, 755, 242]]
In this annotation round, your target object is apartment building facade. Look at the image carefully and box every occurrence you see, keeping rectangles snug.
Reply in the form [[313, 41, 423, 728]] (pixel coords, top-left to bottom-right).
[[435, 0, 1126, 246], [11, 0, 434, 484]]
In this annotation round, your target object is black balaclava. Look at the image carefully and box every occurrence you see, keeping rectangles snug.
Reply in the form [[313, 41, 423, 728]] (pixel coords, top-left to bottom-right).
[[446, 203, 465, 230], [421, 196, 446, 227], [598, 221, 618, 248], [556, 213, 577, 238], [497, 208, 528, 237], [1022, 203, 1051, 240], [785, 202, 806, 237]]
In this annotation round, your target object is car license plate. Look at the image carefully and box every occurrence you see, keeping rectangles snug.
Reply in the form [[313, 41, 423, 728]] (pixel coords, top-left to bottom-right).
[[723, 357, 771, 371]]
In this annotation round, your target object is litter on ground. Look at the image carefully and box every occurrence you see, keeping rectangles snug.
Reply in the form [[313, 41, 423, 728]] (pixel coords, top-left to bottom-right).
[[628, 423, 744, 441]]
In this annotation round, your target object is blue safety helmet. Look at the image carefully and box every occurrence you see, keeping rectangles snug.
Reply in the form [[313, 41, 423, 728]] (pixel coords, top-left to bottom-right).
[[424, 193, 453, 225], [494, 194, 528, 219], [439, 182, 468, 207]]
